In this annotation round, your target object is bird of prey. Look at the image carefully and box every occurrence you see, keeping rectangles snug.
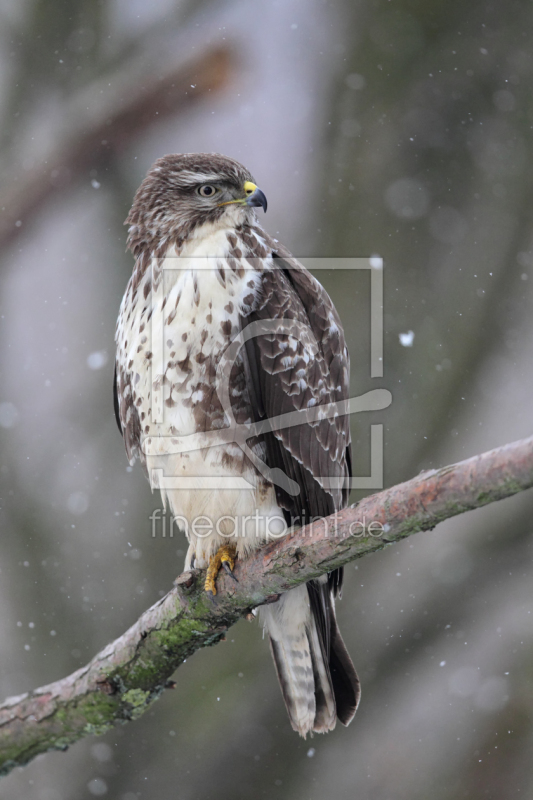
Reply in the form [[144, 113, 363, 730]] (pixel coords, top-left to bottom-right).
[[114, 153, 360, 736]]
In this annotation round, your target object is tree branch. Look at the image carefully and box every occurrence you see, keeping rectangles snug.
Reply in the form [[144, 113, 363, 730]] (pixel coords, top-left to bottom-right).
[[1, 435, 532, 776]]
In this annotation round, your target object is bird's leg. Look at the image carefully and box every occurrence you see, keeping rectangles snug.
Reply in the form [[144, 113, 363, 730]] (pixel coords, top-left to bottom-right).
[[205, 543, 238, 597]]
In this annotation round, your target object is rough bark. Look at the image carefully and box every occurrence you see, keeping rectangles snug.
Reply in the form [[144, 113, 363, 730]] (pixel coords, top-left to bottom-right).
[[1, 434, 532, 777]]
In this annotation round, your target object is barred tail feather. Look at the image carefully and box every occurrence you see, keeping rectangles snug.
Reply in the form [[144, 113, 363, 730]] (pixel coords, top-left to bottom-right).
[[259, 580, 361, 737], [307, 575, 361, 729], [258, 584, 336, 737], [306, 615, 337, 733]]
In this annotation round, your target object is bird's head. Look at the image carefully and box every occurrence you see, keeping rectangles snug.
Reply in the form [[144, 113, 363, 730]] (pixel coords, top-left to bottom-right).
[[126, 153, 267, 259]]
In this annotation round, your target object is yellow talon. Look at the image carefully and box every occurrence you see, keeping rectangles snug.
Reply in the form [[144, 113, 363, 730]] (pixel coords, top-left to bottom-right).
[[205, 544, 237, 596]]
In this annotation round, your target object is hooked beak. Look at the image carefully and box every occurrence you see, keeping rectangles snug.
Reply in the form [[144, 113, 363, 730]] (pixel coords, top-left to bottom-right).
[[218, 181, 268, 213], [245, 186, 268, 213]]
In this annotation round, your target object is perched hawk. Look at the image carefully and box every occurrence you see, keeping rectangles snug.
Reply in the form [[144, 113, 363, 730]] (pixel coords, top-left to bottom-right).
[[114, 153, 360, 736]]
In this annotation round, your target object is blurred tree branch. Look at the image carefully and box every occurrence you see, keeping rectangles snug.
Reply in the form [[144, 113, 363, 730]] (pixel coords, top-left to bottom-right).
[[0, 44, 233, 250], [0, 434, 532, 777]]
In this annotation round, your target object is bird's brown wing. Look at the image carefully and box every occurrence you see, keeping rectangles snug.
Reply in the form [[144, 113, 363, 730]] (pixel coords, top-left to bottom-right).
[[241, 242, 352, 524], [113, 359, 143, 467], [113, 364, 122, 435], [240, 238, 360, 727]]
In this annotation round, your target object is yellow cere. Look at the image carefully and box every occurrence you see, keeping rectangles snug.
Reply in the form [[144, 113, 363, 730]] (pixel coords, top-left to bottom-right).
[[218, 181, 258, 207]]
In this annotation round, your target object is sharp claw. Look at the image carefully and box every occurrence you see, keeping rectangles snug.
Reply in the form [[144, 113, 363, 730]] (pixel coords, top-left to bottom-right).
[[206, 590, 217, 606], [222, 561, 238, 582], [204, 545, 237, 597]]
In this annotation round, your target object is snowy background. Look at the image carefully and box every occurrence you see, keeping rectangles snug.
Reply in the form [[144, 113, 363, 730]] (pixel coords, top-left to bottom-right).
[[0, 1, 532, 798]]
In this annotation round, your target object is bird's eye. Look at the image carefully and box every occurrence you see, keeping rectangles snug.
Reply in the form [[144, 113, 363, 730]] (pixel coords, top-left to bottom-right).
[[198, 185, 217, 197]]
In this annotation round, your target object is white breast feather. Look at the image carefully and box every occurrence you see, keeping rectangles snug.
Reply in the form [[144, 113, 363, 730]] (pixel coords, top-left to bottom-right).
[[117, 218, 284, 565]]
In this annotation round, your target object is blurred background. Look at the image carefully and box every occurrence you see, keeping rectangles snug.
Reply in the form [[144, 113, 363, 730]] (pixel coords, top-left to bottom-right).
[[1, 0, 532, 798]]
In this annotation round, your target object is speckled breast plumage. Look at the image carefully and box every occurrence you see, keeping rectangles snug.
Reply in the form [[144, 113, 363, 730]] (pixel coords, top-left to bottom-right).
[[115, 215, 282, 564]]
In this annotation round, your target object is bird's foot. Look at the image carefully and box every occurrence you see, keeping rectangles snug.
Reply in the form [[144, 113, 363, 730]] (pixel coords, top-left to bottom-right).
[[205, 544, 238, 597]]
